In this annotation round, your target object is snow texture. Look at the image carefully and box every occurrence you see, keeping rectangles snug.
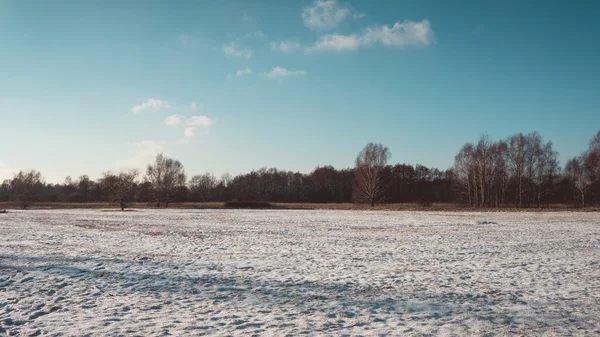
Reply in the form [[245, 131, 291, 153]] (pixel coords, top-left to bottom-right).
[[0, 209, 599, 336]]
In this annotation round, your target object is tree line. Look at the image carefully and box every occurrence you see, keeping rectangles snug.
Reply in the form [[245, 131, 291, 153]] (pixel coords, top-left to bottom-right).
[[453, 131, 600, 208], [1, 130, 599, 209]]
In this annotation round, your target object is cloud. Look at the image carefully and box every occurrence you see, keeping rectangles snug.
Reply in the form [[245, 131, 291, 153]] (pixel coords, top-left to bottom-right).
[[227, 67, 253, 79], [183, 127, 195, 139], [307, 34, 361, 52], [131, 98, 170, 114], [185, 101, 202, 111], [223, 31, 263, 59], [165, 114, 181, 127], [178, 116, 213, 144], [302, 0, 363, 31], [116, 140, 165, 169], [362, 20, 435, 47], [172, 116, 213, 144], [306, 20, 435, 53], [238, 30, 264, 40], [223, 42, 252, 59], [265, 67, 307, 79], [271, 40, 302, 53], [188, 115, 214, 127]]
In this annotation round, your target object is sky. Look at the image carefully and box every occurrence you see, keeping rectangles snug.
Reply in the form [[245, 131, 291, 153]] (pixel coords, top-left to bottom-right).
[[1, 0, 599, 183]]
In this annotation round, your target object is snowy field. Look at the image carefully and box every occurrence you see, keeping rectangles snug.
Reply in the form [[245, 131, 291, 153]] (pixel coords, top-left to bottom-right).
[[1, 209, 599, 336]]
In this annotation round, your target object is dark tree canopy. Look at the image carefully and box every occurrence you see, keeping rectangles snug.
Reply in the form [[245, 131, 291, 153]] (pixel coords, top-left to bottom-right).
[[2, 130, 599, 209], [10, 170, 44, 209]]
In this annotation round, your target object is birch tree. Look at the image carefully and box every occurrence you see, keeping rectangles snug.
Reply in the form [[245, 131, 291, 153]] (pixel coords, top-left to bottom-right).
[[353, 143, 390, 207], [564, 157, 589, 207], [507, 133, 527, 207]]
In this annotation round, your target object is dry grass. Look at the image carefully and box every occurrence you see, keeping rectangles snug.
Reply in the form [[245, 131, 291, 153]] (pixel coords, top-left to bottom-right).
[[0, 201, 597, 212], [223, 201, 276, 209]]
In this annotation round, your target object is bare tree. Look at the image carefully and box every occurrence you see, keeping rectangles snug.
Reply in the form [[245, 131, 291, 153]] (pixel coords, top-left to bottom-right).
[[189, 173, 218, 202], [454, 136, 509, 208], [488, 140, 508, 207], [507, 133, 527, 207], [220, 172, 232, 188], [64, 176, 74, 187], [353, 143, 391, 207], [10, 170, 44, 209], [146, 153, 186, 207], [473, 135, 494, 207], [0, 179, 11, 202], [584, 131, 600, 184], [453, 143, 476, 206], [532, 140, 559, 207], [78, 175, 92, 202], [564, 157, 589, 207], [100, 170, 139, 210], [589, 130, 600, 152]]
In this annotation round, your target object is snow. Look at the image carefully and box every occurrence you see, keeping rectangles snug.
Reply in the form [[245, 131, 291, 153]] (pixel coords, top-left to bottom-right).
[[1, 209, 599, 336]]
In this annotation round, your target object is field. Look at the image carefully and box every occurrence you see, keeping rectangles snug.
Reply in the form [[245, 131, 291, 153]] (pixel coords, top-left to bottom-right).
[[1, 209, 599, 336]]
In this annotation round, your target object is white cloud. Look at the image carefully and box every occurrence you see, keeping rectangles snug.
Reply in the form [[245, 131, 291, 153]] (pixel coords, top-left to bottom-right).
[[228, 67, 253, 79], [185, 101, 202, 111], [302, 0, 363, 30], [223, 31, 263, 59], [265, 67, 307, 79], [165, 114, 181, 127], [271, 40, 302, 53], [223, 42, 252, 59], [362, 20, 435, 47], [188, 115, 214, 127], [131, 98, 170, 114], [183, 127, 195, 139], [116, 140, 165, 169], [306, 20, 435, 53], [238, 30, 264, 40], [177, 116, 214, 143], [307, 34, 361, 52]]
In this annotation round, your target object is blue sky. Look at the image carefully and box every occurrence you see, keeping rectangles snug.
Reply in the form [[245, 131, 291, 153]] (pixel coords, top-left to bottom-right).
[[1, 0, 599, 183]]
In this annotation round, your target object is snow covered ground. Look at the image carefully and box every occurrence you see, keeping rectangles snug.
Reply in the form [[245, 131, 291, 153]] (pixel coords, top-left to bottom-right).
[[0, 209, 599, 336]]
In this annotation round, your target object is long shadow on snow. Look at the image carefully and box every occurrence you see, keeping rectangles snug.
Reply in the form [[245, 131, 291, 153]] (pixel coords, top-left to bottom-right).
[[0, 254, 585, 331]]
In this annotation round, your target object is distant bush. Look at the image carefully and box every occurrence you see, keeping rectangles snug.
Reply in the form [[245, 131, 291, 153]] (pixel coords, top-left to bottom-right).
[[223, 200, 275, 209]]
